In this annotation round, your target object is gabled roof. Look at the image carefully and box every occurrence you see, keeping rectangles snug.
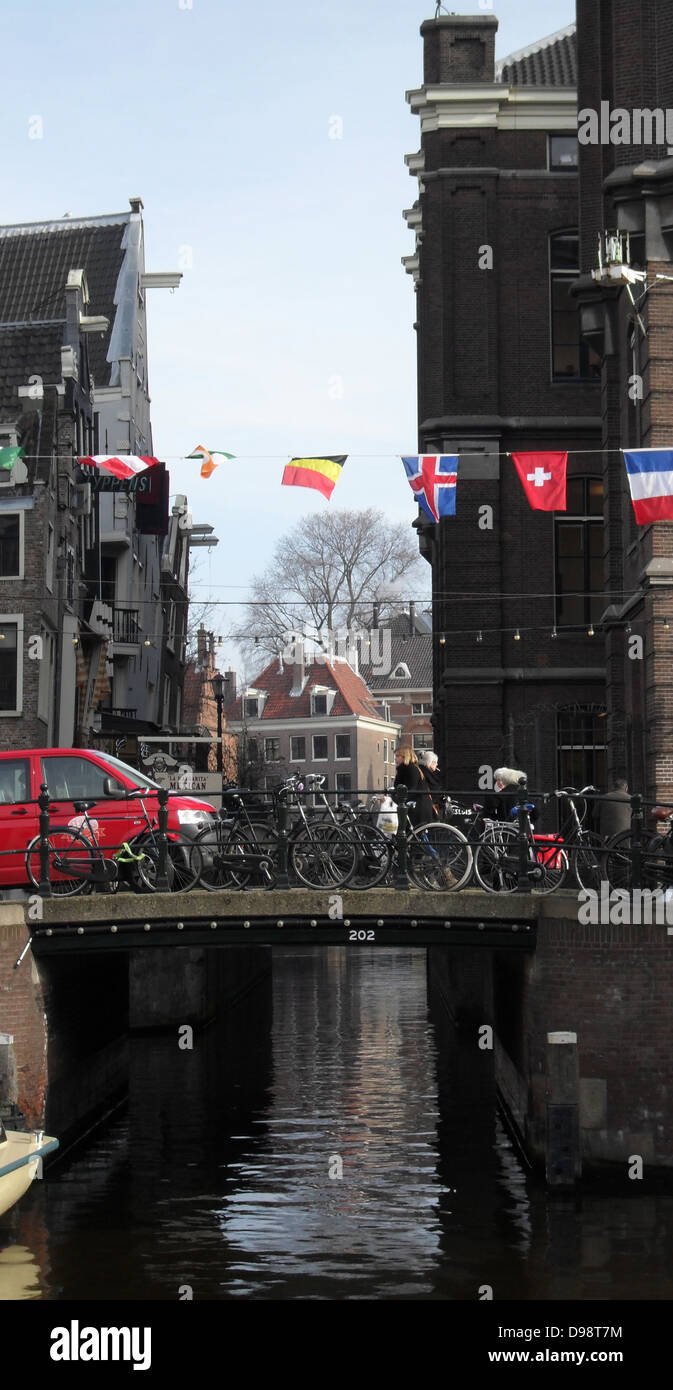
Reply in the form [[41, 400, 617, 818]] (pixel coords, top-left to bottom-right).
[[0, 212, 136, 387], [361, 631, 433, 693], [227, 657, 384, 721], [495, 24, 576, 87]]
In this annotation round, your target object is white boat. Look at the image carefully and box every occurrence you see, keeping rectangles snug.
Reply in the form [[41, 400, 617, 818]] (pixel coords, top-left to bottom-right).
[[0, 1118, 58, 1217]]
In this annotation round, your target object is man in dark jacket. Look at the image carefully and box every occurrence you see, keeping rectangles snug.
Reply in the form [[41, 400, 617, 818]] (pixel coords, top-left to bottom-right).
[[599, 779, 631, 841], [417, 750, 443, 814]]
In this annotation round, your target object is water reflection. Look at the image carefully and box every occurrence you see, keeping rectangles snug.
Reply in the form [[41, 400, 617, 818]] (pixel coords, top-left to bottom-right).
[[1, 947, 672, 1300]]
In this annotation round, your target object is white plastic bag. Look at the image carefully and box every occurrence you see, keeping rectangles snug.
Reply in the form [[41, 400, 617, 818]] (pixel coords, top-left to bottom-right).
[[375, 795, 398, 837]]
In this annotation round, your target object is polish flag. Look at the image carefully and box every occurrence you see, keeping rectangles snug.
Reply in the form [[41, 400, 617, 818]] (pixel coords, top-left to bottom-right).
[[78, 455, 159, 479], [511, 452, 567, 511]]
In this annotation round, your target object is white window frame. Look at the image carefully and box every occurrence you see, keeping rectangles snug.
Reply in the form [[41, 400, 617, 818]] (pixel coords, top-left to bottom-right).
[[0, 613, 24, 716], [412, 731, 433, 752], [335, 772, 352, 793], [264, 737, 281, 763], [312, 733, 329, 761], [244, 696, 260, 719], [334, 733, 351, 761], [0, 510, 24, 581], [290, 735, 306, 761]]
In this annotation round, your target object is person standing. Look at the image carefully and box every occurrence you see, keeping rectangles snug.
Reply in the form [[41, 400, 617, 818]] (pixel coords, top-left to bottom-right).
[[416, 750, 443, 816], [393, 747, 433, 827], [599, 779, 631, 841]]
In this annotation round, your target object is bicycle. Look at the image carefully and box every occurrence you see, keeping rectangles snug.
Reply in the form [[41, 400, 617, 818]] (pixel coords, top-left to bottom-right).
[[472, 801, 568, 894], [25, 787, 203, 896], [604, 802, 673, 891], [193, 788, 277, 890], [551, 786, 605, 891]]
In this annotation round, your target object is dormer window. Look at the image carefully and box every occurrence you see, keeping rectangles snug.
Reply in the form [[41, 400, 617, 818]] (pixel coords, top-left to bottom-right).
[[312, 693, 328, 716], [244, 696, 259, 719], [310, 687, 335, 717]]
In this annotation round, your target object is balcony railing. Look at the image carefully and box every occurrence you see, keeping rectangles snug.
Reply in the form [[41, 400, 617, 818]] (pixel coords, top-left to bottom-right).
[[113, 609, 140, 645], [110, 707, 137, 719]]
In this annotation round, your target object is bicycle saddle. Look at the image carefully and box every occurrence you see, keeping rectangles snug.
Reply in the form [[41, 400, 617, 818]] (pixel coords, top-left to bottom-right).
[[72, 799, 97, 813], [509, 803, 536, 816]]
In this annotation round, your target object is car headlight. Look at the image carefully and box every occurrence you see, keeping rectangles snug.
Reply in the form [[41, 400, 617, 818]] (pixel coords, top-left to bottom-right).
[[177, 809, 214, 828]]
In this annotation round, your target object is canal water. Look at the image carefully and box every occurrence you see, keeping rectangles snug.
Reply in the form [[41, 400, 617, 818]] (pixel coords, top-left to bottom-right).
[[2, 947, 673, 1301]]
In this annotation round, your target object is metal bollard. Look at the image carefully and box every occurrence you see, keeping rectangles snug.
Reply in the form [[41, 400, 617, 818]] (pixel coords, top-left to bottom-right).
[[275, 788, 291, 890], [38, 783, 52, 899], [155, 787, 170, 892], [393, 784, 410, 890], [630, 792, 643, 891], [515, 777, 532, 894]]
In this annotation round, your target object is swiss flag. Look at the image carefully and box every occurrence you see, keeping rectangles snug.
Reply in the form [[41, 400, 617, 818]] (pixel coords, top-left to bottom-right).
[[511, 452, 567, 511]]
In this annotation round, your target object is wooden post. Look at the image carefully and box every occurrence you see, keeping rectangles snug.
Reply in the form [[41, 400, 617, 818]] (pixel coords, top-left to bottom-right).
[[546, 1030, 581, 1188]]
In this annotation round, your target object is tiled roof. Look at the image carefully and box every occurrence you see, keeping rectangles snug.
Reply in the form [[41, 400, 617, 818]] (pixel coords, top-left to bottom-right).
[[495, 24, 576, 87], [0, 322, 65, 417], [0, 215, 130, 387], [227, 657, 384, 721], [361, 631, 433, 693]]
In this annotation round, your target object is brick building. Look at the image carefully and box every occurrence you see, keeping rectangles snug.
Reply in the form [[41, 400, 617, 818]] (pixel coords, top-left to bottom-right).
[[404, 14, 605, 800], [360, 608, 434, 772], [224, 648, 400, 794], [181, 626, 237, 778], [572, 0, 673, 800]]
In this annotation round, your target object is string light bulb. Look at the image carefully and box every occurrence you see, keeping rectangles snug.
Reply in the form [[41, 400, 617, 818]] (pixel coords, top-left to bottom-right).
[[550, 626, 558, 639], [476, 630, 483, 643], [588, 623, 595, 637], [513, 629, 521, 642], [438, 635, 446, 645], [664, 617, 670, 631], [72, 636, 79, 646], [144, 638, 151, 647]]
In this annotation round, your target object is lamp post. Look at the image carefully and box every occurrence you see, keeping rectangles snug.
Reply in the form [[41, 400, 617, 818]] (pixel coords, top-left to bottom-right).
[[212, 672, 224, 776]]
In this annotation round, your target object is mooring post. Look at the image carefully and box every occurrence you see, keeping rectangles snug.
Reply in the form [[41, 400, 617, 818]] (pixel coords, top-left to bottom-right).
[[545, 1030, 581, 1188], [37, 783, 52, 899], [155, 787, 170, 892], [630, 792, 643, 891], [515, 777, 531, 894], [393, 784, 410, 890]]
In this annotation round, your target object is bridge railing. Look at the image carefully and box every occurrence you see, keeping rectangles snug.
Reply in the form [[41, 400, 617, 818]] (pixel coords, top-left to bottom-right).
[[2, 779, 670, 899]]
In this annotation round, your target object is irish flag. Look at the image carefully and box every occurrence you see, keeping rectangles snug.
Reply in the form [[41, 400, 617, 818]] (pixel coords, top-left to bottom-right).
[[78, 455, 159, 479], [624, 449, 673, 523], [187, 445, 235, 479]]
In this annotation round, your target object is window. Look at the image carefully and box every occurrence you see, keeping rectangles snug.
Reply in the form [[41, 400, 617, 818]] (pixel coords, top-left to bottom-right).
[[336, 773, 352, 793], [555, 477, 604, 626], [37, 628, 55, 725], [41, 755, 124, 801], [290, 736, 306, 761], [383, 738, 388, 763], [557, 708, 606, 825], [312, 735, 328, 760], [335, 734, 351, 760], [413, 731, 433, 751], [247, 737, 259, 763], [0, 757, 29, 805], [0, 513, 22, 579], [312, 692, 328, 716], [550, 232, 600, 381], [411, 701, 432, 715], [244, 697, 259, 719], [549, 135, 578, 170], [264, 738, 280, 762], [0, 618, 21, 714]]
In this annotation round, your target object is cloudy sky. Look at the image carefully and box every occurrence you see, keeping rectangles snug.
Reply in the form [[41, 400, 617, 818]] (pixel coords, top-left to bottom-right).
[[1, 0, 574, 663]]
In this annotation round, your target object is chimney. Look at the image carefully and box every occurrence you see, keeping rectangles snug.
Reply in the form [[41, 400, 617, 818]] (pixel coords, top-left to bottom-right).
[[372, 603, 379, 630], [421, 13, 498, 86], [222, 670, 237, 707], [409, 601, 416, 635], [289, 637, 305, 696], [196, 624, 208, 667]]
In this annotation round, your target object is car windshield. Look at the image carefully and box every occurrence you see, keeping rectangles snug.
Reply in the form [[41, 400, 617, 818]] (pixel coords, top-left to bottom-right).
[[99, 752, 161, 790]]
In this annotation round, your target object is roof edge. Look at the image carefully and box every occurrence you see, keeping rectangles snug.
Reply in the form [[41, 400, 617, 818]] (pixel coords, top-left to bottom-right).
[[0, 213, 132, 239], [495, 23, 576, 78]]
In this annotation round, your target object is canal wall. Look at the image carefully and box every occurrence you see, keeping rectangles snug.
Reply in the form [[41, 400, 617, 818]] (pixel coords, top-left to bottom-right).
[[428, 895, 673, 1175]]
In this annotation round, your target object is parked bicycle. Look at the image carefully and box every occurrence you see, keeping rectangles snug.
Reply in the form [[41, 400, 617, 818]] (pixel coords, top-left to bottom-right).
[[471, 799, 569, 894], [193, 787, 276, 890], [25, 783, 203, 896], [604, 802, 673, 891]]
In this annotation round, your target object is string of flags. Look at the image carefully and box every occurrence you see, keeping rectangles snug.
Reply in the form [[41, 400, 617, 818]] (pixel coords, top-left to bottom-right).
[[9, 442, 673, 527]]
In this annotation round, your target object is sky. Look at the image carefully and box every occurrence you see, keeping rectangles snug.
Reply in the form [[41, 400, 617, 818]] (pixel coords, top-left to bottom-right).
[[0, 0, 575, 668]]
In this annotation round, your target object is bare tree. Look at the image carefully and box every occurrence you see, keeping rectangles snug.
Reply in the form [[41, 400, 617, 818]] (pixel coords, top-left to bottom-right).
[[237, 508, 427, 664]]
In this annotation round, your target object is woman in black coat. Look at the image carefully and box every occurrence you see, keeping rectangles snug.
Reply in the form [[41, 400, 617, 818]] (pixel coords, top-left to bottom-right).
[[393, 748, 434, 827]]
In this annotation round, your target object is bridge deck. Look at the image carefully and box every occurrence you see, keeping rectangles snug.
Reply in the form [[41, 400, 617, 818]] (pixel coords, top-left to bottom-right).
[[23, 887, 563, 951]]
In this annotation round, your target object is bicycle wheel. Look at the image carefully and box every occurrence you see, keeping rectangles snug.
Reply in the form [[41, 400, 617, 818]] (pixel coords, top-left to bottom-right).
[[25, 828, 95, 897], [572, 832, 606, 892], [342, 823, 392, 889], [473, 825, 521, 893], [195, 823, 250, 890], [605, 830, 671, 892], [532, 840, 568, 894], [136, 835, 203, 893], [290, 824, 357, 888], [407, 822, 473, 891]]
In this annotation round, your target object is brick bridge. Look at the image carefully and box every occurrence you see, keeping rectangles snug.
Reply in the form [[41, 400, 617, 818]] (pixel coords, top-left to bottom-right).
[[1, 888, 671, 1183]]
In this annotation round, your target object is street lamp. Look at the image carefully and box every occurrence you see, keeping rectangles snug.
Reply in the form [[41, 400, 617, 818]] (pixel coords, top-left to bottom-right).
[[212, 673, 225, 775]]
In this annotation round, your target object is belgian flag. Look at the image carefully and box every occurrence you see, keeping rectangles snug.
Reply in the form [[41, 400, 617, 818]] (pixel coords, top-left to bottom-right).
[[281, 455, 346, 500]]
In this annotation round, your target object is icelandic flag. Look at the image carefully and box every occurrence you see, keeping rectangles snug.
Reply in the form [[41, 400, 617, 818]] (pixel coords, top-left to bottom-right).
[[402, 455, 458, 522], [623, 450, 673, 524]]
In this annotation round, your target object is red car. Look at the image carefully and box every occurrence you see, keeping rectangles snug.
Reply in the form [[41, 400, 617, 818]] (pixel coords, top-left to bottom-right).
[[0, 747, 217, 889]]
